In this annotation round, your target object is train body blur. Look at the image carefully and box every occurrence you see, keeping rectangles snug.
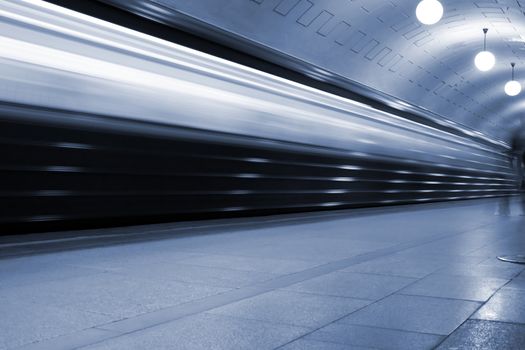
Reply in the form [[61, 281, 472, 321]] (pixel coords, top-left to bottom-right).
[[0, 0, 519, 230]]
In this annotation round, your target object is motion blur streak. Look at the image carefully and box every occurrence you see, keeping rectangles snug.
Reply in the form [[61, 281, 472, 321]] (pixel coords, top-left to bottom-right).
[[0, 0, 519, 232]]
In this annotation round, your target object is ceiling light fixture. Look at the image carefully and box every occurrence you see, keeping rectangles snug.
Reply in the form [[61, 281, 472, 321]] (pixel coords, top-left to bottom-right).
[[505, 63, 521, 96], [416, 0, 444, 25], [475, 28, 496, 72]]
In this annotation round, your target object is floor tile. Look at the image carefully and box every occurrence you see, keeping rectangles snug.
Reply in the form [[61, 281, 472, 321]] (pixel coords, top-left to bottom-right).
[[0, 273, 229, 319], [339, 294, 481, 335], [399, 274, 508, 301], [436, 320, 525, 349], [82, 313, 309, 350], [233, 238, 393, 262], [207, 290, 370, 328], [307, 323, 443, 350], [392, 252, 487, 265], [435, 261, 524, 279], [472, 289, 525, 324], [70, 250, 203, 271], [516, 270, 525, 279], [399, 236, 488, 256], [469, 243, 525, 258], [342, 256, 447, 278], [503, 278, 525, 291], [0, 299, 113, 350], [284, 271, 416, 300], [0, 260, 102, 289], [176, 254, 320, 275], [280, 339, 375, 350], [120, 261, 279, 288]]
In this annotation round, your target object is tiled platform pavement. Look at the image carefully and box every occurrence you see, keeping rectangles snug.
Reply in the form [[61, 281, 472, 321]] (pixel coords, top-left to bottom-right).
[[1, 197, 525, 350]]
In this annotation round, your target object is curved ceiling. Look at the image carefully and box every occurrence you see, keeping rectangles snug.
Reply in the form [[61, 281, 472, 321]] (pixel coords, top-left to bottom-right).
[[100, 0, 525, 147]]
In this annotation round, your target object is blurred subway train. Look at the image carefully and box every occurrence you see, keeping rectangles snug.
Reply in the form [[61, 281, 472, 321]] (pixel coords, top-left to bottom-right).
[[0, 0, 520, 232]]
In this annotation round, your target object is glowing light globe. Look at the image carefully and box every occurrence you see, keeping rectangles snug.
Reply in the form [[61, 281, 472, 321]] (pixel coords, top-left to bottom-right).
[[416, 0, 444, 25], [505, 80, 521, 96], [474, 51, 496, 72]]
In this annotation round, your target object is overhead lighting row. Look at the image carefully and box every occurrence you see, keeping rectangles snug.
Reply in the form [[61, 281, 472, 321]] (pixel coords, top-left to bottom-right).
[[416, 0, 521, 96]]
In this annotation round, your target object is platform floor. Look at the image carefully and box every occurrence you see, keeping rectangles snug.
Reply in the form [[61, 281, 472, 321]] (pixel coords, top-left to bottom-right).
[[1, 197, 525, 350]]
